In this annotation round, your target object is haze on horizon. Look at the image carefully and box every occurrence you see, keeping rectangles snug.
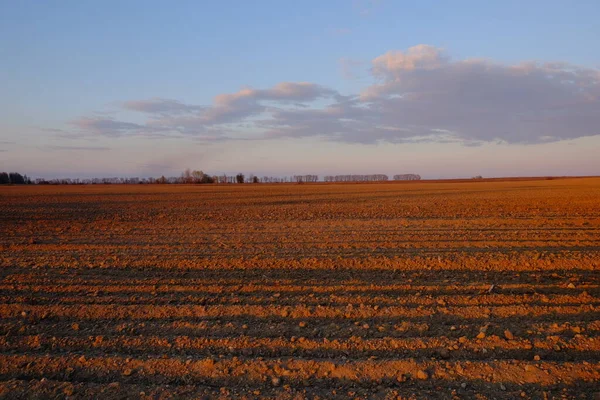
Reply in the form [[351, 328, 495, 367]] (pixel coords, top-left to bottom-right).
[[1, 0, 599, 180]]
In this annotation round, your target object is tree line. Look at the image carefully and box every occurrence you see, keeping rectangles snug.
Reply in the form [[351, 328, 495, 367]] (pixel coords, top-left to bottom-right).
[[1, 170, 421, 185], [0, 172, 32, 184], [324, 174, 389, 182], [324, 174, 421, 182]]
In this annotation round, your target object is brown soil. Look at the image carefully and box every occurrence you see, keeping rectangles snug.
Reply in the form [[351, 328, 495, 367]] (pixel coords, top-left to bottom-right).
[[0, 178, 599, 399]]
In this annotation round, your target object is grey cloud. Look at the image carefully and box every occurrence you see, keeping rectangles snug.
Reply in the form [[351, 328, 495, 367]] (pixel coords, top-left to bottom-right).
[[126, 82, 337, 122], [123, 98, 204, 115], [46, 145, 111, 151], [40, 128, 66, 133], [64, 47, 600, 145], [69, 117, 181, 139], [196, 82, 339, 125], [71, 117, 149, 137], [74, 82, 340, 138], [360, 45, 600, 144]]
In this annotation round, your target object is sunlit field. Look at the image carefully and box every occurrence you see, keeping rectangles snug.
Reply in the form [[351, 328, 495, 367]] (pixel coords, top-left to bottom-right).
[[1, 178, 599, 398]]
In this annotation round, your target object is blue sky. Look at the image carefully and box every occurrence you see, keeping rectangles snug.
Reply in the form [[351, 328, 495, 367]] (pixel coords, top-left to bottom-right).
[[1, 0, 599, 179]]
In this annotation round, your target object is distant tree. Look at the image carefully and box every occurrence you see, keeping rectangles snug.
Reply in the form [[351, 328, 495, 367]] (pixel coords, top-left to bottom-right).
[[0, 172, 9, 184], [200, 174, 215, 184], [252, 176, 259, 183], [394, 174, 421, 181], [180, 168, 193, 184], [8, 172, 25, 184], [191, 170, 204, 183], [236, 173, 245, 184], [324, 174, 387, 183]]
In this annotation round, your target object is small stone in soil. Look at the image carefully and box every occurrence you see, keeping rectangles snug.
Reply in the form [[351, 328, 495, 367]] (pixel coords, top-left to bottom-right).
[[416, 370, 428, 380]]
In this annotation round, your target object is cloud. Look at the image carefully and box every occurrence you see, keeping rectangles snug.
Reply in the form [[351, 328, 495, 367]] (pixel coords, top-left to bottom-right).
[[371, 45, 449, 76], [123, 98, 204, 115], [40, 128, 67, 134], [71, 82, 340, 138], [358, 45, 600, 143], [46, 145, 111, 151], [71, 117, 150, 137], [68, 117, 179, 139], [64, 45, 600, 145], [195, 82, 340, 126]]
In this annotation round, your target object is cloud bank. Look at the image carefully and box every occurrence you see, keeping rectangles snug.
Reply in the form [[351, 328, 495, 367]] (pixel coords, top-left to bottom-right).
[[68, 45, 600, 145]]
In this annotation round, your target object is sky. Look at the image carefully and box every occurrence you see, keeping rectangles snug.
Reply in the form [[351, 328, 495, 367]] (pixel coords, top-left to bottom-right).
[[1, 0, 599, 179]]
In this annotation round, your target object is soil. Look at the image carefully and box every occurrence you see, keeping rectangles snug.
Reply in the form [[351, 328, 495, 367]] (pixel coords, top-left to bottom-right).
[[0, 178, 599, 399]]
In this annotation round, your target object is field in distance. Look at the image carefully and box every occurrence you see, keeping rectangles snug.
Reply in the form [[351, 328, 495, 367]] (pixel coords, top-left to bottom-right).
[[0, 178, 599, 399]]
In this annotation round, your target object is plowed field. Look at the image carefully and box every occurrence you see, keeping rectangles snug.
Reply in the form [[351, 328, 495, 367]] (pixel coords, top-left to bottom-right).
[[1, 178, 599, 399]]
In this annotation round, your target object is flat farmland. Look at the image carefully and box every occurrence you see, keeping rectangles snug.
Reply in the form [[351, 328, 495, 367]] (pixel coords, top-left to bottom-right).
[[0, 178, 599, 399]]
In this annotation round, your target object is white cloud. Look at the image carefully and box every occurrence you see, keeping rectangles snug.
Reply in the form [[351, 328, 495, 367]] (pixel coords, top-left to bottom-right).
[[359, 45, 600, 143], [66, 45, 600, 145], [371, 45, 448, 76]]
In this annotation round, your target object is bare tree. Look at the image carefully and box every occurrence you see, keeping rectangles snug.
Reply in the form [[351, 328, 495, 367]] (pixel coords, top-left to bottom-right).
[[293, 175, 318, 183], [393, 174, 421, 181], [192, 170, 204, 183], [324, 174, 388, 182], [181, 168, 193, 184]]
